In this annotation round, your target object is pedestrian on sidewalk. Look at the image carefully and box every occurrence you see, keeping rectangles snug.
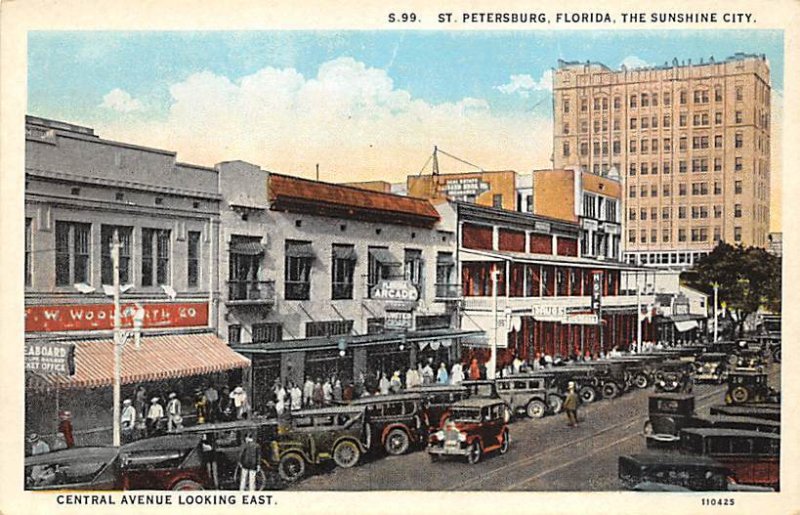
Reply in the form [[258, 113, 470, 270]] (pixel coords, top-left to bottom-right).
[[121, 399, 137, 443], [303, 376, 314, 407], [564, 382, 580, 428], [135, 385, 147, 420], [230, 386, 250, 420], [219, 386, 233, 421], [194, 390, 208, 425], [166, 392, 183, 431], [204, 384, 219, 423], [290, 382, 302, 411], [58, 411, 74, 449], [238, 433, 261, 492], [146, 397, 164, 436]]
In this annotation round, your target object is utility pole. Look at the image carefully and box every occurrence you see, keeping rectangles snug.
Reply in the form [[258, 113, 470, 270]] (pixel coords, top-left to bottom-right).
[[489, 267, 500, 379], [712, 282, 719, 342], [112, 229, 122, 447], [636, 272, 642, 354]]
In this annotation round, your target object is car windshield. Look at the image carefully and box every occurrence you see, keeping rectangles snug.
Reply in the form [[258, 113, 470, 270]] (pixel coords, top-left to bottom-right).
[[450, 409, 481, 423]]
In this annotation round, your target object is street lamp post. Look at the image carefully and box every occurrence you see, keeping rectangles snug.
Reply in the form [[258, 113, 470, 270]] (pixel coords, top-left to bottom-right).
[[112, 231, 121, 447], [712, 282, 719, 342], [489, 267, 500, 379]]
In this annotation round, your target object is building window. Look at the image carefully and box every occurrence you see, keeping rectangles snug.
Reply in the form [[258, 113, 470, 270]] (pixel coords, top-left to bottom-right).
[[641, 93, 649, 107], [285, 240, 314, 300], [663, 92, 671, 106], [663, 115, 671, 127], [629, 139, 637, 153], [735, 86, 743, 101], [228, 236, 264, 300], [580, 142, 589, 156], [404, 249, 424, 291], [562, 141, 570, 157], [306, 320, 353, 338], [101, 225, 132, 285], [735, 157, 743, 171], [714, 182, 722, 195], [252, 323, 282, 343], [641, 163, 649, 175], [332, 244, 356, 300], [715, 111, 723, 124], [629, 185, 636, 198], [679, 90, 687, 105], [714, 227, 721, 241], [563, 99, 570, 113], [679, 114, 687, 127], [650, 229, 657, 243], [640, 208, 647, 221], [679, 161, 687, 173], [679, 137, 687, 151], [714, 135, 723, 148], [55, 221, 91, 286], [641, 139, 649, 154], [663, 184, 671, 197], [641, 117, 650, 129], [593, 142, 600, 157], [662, 207, 671, 220], [651, 185, 658, 197], [735, 204, 743, 218], [734, 226, 742, 242], [614, 96, 621, 109], [368, 246, 399, 296], [678, 206, 687, 220], [629, 163, 637, 176], [25, 218, 32, 286], [630, 117, 637, 130], [640, 185, 648, 197], [142, 228, 171, 286], [581, 120, 589, 134], [735, 133, 743, 148], [492, 194, 503, 208], [715, 86, 723, 102], [367, 317, 385, 334], [581, 98, 588, 112], [678, 229, 686, 242], [629, 208, 636, 221], [613, 140, 620, 155], [187, 231, 200, 287], [613, 118, 621, 131], [228, 325, 242, 345], [628, 230, 636, 243], [735, 180, 743, 194], [630, 95, 637, 108], [664, 162, 671, 174], [714, 205, 722, 219], [663, 229, 670, 242], [735, 111, 743, 124], [594, 98, 601, 111]]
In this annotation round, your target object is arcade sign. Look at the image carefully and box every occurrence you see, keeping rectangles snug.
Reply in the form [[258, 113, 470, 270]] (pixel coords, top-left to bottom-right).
[[370, 280, 419, 303]]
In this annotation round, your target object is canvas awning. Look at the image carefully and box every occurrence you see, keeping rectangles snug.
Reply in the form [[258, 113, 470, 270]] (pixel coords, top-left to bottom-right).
[[436, 254, 455, 265], [230, 241, 265, 255], [285, 242, 316, 259], [332, 246, 357, 261], [369, 248, 401, 265], [675, 320, 700, 332], [27, 333, 250, 389]]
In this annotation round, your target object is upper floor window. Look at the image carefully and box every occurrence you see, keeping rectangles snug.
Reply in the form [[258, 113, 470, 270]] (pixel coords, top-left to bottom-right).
[[285, 240, 315, 300], [142, 228, 171, 286], [101, 225, 132, 285], [56, 221, 91, 286], [187, 231, 201, 287], [332, 244, 356, 300]]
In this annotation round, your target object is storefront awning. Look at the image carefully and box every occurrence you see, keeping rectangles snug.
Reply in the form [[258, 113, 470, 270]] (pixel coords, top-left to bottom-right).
[[233, 328, 483, 355], [27, 333, 250, 389], [674, 319, 700, 332], [332, 246, 357, 261], [231, 241, 265, 255], [285, 242, 316, 259], [369, 248, 401, 266]]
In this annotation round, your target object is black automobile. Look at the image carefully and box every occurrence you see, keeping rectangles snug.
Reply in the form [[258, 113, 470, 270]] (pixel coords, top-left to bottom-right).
[[350, 392, 428, 455], [725, 370, 780, 405], [619, 453, 772, 492], [643, 393, 696, 449], [693, 353, 729, 383], [531, 366, 600, 403], [494, 374, 564, 419], [652, 360, 694, 393], [26, 447, 120, 491], [692, 415, 780, 434], [414, 384, 469, 430], [710, 404, 780, 422], [461, 380, 513, 422]]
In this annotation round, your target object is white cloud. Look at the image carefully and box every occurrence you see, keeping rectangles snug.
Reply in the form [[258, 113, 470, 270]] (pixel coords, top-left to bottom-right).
[[99, 57, 553, 182], [495, 70, 553, 97], [100, 88, 143, 113], [619, 56, 652, 70]]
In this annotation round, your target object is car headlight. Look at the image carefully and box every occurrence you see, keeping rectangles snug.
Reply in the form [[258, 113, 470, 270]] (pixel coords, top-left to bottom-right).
[[659, 381, 665, 387], [458, 432, 467, 442]]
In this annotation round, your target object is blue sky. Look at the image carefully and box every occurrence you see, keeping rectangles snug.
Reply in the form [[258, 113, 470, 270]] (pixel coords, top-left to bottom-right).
[[26, 30, 784, 185]]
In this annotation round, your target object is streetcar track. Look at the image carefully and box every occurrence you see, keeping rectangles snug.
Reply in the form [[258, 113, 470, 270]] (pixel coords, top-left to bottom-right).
[[448, 384, 725, 491], [501, 385, 733, 490]]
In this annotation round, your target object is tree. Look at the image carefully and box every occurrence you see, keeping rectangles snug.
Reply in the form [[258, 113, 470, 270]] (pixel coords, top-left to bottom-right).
[[682, 242, 781, 336]]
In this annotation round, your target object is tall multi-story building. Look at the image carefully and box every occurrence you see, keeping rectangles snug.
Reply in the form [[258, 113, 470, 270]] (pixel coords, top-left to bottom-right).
[[553, 53, 771, 268]]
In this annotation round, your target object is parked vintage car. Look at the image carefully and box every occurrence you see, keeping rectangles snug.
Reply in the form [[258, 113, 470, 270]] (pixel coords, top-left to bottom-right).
[[643, 393, 696, 449], [619, 453, 774, 492], [652, 360, 694, 393], [350, 392, 427, 456], [26, 447, 120, 491], [494, 374, 564, 419], [725, 370, 780, 405], [679, 428, 780, 489], [265, 406, 370, 483], [693, 353, 729, 383], [414, 384, 469, 430], [710, 404, 780, 422], [461, 380, 512, 422], [532, 366, 600, 403], [588, 360, 629, 398], [735, 348, 766, 369], [26, 434, 214, 491], [692, 415, 780, 434], [427, 398, 509, 464], [619, 453, 735, 491]]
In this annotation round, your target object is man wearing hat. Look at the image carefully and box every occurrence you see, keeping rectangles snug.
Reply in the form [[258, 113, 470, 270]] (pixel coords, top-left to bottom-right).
[[230, 386, 250, 420], [146, 397, 164, 436], [563, 381, 580, 428], [166, 392, 183, 431], [238, 433, 261, 491], [121, 399, 137, 443], [28, 433, 50, 456], [58, 411, 74, 449]]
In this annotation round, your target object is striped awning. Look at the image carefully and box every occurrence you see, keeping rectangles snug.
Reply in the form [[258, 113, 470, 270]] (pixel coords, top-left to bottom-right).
[[27, 333, 250, 389]]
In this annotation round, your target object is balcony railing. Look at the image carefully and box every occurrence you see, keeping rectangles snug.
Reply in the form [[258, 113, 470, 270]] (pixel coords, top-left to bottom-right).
[[226, 280, 275, 304], [435, 283, 462, 300]]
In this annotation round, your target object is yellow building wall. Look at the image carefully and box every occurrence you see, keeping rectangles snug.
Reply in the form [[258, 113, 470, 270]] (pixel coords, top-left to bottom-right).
[[532, 169, 578, 223], [407, 171, 518, 210], [342, 180, 393, 193], [581, 172, 621, 199]]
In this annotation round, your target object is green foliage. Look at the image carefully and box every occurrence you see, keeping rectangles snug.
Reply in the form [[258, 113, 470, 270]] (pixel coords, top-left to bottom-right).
[[681, 242, 781, 334]]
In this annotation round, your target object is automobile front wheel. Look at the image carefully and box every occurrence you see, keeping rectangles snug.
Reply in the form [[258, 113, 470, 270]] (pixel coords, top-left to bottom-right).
[[466, 441, 482, 465], [634, 374, 649, 389], [731, 386, 750, 404], [171, 479, 204, 491], [333, 440, 361, 468], [385, 428, 410, 455], [602, 382, 619, 399], [579, 386, 597, 404], [526, 400, 547, 419], [278, 452, 306, 483], [499, 429, 510, 455]]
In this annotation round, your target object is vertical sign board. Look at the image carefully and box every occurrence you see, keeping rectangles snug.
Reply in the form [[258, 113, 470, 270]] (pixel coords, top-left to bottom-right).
[[591, 272, 603, 313]]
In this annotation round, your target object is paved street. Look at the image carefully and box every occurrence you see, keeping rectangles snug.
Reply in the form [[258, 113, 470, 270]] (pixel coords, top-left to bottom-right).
[[289, 364, 780, 491]]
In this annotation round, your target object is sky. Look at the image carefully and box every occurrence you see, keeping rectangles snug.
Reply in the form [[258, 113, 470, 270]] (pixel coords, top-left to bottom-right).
[[28, 30, 784, 228]]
